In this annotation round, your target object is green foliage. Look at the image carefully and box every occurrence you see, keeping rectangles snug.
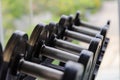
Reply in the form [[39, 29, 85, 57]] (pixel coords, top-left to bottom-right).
[[2, 0, 102, 30], [33, 0, 101, 16], [2, 0, 29, 29], [52, 60, 60, 65]]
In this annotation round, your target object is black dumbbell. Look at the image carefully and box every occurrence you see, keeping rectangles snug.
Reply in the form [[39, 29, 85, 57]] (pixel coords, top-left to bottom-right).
[[0, 31, 84, 80], [46, 21, 102, 79], [25, 24, 93, 80]]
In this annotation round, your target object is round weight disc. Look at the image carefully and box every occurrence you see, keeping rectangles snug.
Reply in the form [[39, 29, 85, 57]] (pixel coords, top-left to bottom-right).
[[88, 38, 101, 61], [61, 61, 84, 80], [88, 38, 101, 80], [0, 31, 28, 80], [78, 50, 93, 80], [26, 24, 48, 61], [29, 24, 44, 46], [47, 22, 57, 35]]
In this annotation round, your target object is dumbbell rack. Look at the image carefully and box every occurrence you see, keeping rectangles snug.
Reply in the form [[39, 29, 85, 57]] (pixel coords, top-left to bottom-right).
[[0, 11, 110, 80]]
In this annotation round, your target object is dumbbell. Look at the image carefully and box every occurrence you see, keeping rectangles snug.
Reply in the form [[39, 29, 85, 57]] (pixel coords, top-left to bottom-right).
[[45, 22, 102, 80], [25, 24, 93, 80], [0, 31, 84, 80]]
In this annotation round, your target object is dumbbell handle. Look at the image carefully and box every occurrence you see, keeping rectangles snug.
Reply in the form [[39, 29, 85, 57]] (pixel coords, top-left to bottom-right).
[[54, 38, 86, 53], [19, 60, 63, 80], [80, 21, 101, 31], [65, 29, 93, 43], [72, 25, 97, 37], [42, 46, 79, 63]]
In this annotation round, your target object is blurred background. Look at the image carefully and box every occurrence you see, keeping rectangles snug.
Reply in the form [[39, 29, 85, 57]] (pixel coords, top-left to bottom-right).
[[0, 0, 119, 80]]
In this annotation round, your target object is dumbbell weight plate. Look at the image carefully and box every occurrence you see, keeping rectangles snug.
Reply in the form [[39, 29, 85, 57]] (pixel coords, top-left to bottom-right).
[[61, 61, 84, 80], [25, 24, 44, 61], [88, 38, 101, 80], [0, 31, 28, 80], [78, 50, 93, 80], [28, 24, 45, 46], [26, 24, 52, 63]]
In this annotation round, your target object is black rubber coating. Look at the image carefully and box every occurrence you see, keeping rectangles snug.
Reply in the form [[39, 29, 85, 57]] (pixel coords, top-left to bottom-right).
[[26, 24, 44, 61], [92, 64, 99, 80], [95, 34, 104, 64], [78, 50, 93, 80], [62, 61, 84, 80], [0, 62, 9, 80], [88, 38, 101, 80]]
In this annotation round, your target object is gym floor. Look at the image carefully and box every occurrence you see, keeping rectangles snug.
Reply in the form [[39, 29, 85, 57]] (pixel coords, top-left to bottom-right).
[[86, 0, 119, 80]]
